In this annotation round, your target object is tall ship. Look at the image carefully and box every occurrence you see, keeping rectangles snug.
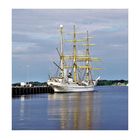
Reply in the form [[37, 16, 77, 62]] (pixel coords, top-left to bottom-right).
[[47, 25, 101, 93]]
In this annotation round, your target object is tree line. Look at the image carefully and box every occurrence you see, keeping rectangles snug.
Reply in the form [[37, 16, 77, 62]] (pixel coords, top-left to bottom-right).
[[97, 80, 128, 86], [12, 80, 128, 87]]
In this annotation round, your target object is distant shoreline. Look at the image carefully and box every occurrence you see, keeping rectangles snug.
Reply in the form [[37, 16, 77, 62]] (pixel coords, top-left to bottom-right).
[[97, 80, 128, 86], [12, 80, 128, 87]]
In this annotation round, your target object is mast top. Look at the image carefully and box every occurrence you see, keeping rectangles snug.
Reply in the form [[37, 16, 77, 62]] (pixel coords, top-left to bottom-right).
[[60, 24, 64, 28]]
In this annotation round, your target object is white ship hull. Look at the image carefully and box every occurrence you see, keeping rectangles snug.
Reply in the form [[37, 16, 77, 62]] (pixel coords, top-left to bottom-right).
[[54, 85, 94, 93], [48, 82, 94, 93]]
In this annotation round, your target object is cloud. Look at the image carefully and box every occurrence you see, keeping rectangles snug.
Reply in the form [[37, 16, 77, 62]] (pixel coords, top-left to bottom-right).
[[12, 9, 128, 82], [12, 42, 38, 54]]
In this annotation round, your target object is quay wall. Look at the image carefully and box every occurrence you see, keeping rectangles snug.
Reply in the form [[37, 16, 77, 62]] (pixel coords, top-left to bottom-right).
[[12, 86, 54, 96]]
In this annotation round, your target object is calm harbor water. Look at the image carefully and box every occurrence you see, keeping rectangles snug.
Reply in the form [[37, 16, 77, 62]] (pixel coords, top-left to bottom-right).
[[12, 86, 128, 130]]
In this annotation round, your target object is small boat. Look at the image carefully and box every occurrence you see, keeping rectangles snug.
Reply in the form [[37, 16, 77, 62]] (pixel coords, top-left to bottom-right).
[[47, 25, 101, 93]]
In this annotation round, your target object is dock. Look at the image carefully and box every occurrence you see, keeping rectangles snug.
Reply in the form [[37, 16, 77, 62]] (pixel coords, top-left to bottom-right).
[[12, 86, 54, 97]]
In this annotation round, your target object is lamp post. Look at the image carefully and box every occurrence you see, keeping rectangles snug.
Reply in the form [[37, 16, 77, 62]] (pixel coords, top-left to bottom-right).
[[26, 65, 30, 85]]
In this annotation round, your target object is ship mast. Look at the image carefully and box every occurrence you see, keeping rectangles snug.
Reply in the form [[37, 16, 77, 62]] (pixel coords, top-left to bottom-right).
[[73, 25, 77, 82], [60, 25, 64, 78], [85, 30, 90, 81]]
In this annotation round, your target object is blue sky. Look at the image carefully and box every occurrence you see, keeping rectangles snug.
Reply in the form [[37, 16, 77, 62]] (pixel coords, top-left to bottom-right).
[[12, 9, 128, 83]]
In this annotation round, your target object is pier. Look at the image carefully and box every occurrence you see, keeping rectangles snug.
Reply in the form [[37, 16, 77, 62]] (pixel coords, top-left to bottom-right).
[[12, 86, 54, 97]]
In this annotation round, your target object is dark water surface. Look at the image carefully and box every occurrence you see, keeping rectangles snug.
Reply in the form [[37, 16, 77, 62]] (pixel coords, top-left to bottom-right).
[[12, 86, 128, 130]]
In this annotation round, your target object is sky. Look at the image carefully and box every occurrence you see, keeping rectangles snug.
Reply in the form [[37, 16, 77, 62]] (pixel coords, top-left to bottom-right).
[[12, 9, 128, 83]]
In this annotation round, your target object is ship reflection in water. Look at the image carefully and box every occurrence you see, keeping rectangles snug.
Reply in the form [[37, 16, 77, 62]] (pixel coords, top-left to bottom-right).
[[47, 92, 101, 130], [12, 86, 128, 130]]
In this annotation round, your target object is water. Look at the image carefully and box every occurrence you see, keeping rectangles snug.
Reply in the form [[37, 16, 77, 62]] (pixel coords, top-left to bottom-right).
[[12, 86, 128, 130]]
